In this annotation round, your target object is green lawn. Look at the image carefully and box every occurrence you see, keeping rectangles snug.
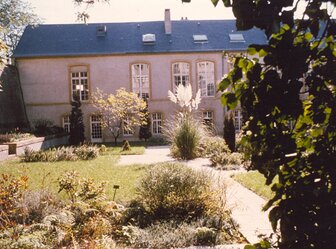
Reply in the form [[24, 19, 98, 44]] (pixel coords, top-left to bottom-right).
[[232, 171, 275, 200], [0, 145, 149, 204]]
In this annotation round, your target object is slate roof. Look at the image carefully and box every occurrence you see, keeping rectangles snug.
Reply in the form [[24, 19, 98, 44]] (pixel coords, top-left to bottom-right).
[[13, 20, 267, 58]]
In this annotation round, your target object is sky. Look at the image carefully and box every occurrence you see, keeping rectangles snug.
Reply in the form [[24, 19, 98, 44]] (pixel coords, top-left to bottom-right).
[[26, 0, 236, 24]]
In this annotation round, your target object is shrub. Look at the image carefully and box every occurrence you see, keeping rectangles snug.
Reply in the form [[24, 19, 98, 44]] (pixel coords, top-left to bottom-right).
[[19, 189, 63, 225], [223, 113, 236, 152], [198, 137, 243, 169], [198, 136, 231, 157], [136, 163, 222, 221], [0, 174, 28, 230], [210, 152, 243, 170], [21, 145, 100, 162], [0, 132, 34, 143], [124, 222, 196, 249], [121, 140, 131, 151], [165, 113, 206, 160], [74, 144, 100, 160], [138, 104, 152, 142], [195, 227, 217, 246], [69, 93, 85, 145]]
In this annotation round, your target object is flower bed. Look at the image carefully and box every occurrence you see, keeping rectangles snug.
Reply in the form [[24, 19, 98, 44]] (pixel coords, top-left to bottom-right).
[[5, 133, 69, 155]]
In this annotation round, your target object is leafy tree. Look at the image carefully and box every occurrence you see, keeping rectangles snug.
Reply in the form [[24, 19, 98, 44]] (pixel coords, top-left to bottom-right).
[[223, 112, 235, 152], [139, 102, 152, 142], [91, 88, 147, 145], [0, 0, 40, 61], [69, 93, 85, 145], [183, 0, 336, 248]]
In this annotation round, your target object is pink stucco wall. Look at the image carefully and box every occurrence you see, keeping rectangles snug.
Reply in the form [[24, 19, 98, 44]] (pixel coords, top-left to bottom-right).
[[16, 52, 231, 142]]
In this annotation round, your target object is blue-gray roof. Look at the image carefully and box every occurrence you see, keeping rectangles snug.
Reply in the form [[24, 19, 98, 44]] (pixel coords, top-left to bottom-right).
[[13, 20, 267, 58]]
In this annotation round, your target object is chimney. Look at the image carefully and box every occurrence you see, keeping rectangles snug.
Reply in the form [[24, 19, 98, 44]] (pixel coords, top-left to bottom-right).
[[164, 9, 172, 34]]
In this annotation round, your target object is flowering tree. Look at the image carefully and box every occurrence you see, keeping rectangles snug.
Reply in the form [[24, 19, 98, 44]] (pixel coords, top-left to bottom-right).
[[91, 88, 147, 145]]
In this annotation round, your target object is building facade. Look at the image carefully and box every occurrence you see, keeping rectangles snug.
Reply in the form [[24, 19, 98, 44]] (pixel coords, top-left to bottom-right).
[[13, 10, 266, 142]]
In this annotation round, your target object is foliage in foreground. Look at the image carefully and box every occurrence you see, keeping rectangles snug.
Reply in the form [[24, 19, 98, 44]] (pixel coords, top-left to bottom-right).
[[0, 163, 245, 248], [193, 0, 336, 248]]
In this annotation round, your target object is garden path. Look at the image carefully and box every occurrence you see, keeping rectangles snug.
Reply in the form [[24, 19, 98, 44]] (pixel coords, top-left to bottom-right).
[[118, 146, 273, 246]]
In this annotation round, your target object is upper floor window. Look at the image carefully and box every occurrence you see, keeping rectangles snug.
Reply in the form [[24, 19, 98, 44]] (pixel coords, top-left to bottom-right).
[[197, 61, 215, 97], [70, 66, 89, 101], [172, 62, 190, 91], [152, 112, 163, 135], [131, 63, 150, 99], [62, 115, 70, 133]]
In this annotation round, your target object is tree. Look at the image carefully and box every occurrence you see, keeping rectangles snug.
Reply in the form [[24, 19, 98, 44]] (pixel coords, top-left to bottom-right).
[[0, 0, 40, 61], [223, 112, 235, 152], [69, 93, 85, 145], [183, 0, 336, 248], [139, 102, 152, 142], [91, 88, 147, 145], [73, 0, 110, 23]]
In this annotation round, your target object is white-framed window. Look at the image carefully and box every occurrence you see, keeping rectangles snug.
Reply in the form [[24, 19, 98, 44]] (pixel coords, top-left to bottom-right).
[[131, 63, 150, 99], [234, 109, 243, 132], [152, 112, 163, 134], [172, 62, 190, 90], [71, 71, 89, 101], [123, 115, 134, 136], [197, 61, 215, 97], [202, 111, 214, 126], [62, 115, 70, 133], [90, 115, 103, 142]]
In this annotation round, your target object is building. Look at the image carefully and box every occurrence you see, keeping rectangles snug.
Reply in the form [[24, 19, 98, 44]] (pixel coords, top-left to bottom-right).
[[12, 10, 267, 143]]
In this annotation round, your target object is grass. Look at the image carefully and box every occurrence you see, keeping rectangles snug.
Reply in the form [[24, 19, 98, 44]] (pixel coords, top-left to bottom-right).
[[0, 145, 150, 204], [232, 171, 275, 200]]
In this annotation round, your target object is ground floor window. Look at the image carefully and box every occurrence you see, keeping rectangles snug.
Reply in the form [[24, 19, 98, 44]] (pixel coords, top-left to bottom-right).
[[123, 115, 134, 136], [202, 111, 214, 126], [62, 115, 70, 133], [90, 115, 102, 142], [152, 112, 162, 134], [234, 109, 243, 132]]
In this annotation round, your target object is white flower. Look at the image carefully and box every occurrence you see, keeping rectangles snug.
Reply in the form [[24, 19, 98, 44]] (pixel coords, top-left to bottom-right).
[[168, 84, 201, 111]]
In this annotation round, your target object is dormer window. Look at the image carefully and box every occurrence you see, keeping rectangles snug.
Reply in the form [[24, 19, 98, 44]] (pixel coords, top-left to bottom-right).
[[193, 34, 208, 43], [229, 34, 245, 42], [96, 25, 107, 36], [142, 34, 156, 45]]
